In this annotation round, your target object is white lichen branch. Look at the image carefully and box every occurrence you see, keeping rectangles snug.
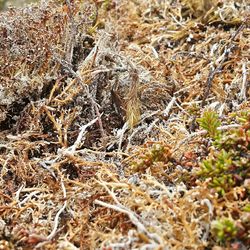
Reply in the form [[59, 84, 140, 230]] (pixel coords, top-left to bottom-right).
[[240, 61, 247, 101], [66, 117, 99, 153], [46, 178, 67, 241]]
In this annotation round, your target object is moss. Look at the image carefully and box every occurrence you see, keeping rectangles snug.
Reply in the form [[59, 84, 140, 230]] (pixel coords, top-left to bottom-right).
[[212, 218, 237, 243], [197, 110, 221, 139], [197, 112, 250, 194], [130, 143, 172, 173], [197, 112, 250, 247]]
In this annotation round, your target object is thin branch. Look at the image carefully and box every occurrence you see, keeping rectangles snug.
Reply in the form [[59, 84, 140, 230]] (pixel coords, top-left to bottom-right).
[[163, 96, 176, 117], [117, 122, 129, 152], [66, 116, 99, 153], [174, 123, 241, 151], [52, 51, 106, 140], [202, 22, 246, 107], [65, 0, 76, 64], [46, 178, 67, 241], [240, 61, 248, 101]]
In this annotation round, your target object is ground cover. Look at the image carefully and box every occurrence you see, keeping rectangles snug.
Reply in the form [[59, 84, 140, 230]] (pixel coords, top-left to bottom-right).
[[0, 0, 249, 249]]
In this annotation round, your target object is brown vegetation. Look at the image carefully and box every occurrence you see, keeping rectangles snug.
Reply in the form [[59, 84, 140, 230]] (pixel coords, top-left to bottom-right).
[[0, 0, 249, 249]]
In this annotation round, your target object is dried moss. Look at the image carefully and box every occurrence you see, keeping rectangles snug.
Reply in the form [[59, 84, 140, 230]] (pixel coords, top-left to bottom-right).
[[0, 0, 249, 249]]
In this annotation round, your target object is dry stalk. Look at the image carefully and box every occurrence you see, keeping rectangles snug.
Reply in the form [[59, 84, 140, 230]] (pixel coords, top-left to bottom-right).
[[240, 61, 248, 101], [174, 123, 241, 151], [66, 117, 99, 154], [46, 178, 67, 241], [202, 22, 247, 106]]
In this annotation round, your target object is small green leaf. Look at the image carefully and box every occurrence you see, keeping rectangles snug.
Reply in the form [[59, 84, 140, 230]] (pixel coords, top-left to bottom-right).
[[197, 110, 221, 138]]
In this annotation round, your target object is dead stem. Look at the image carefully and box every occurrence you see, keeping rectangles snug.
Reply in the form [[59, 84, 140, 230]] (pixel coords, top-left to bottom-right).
[[46, 178, 67, 241], [202, 22, 247, 107]]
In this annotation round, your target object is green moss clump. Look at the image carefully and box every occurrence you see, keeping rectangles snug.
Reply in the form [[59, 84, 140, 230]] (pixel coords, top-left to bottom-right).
[[197, 111, 250, 247], [212, 218, 237, 243], [130, 143, 172, 174], [197, 112, 250, 195], [197, 110, 221, 139]]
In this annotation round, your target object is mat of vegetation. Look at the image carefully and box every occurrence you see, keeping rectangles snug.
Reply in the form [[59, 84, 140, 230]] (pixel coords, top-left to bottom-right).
[[0, 0, 249, 249]]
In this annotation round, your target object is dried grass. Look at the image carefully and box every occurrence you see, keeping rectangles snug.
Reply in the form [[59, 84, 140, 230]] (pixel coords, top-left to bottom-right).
[[0, 0, 249, 249]]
